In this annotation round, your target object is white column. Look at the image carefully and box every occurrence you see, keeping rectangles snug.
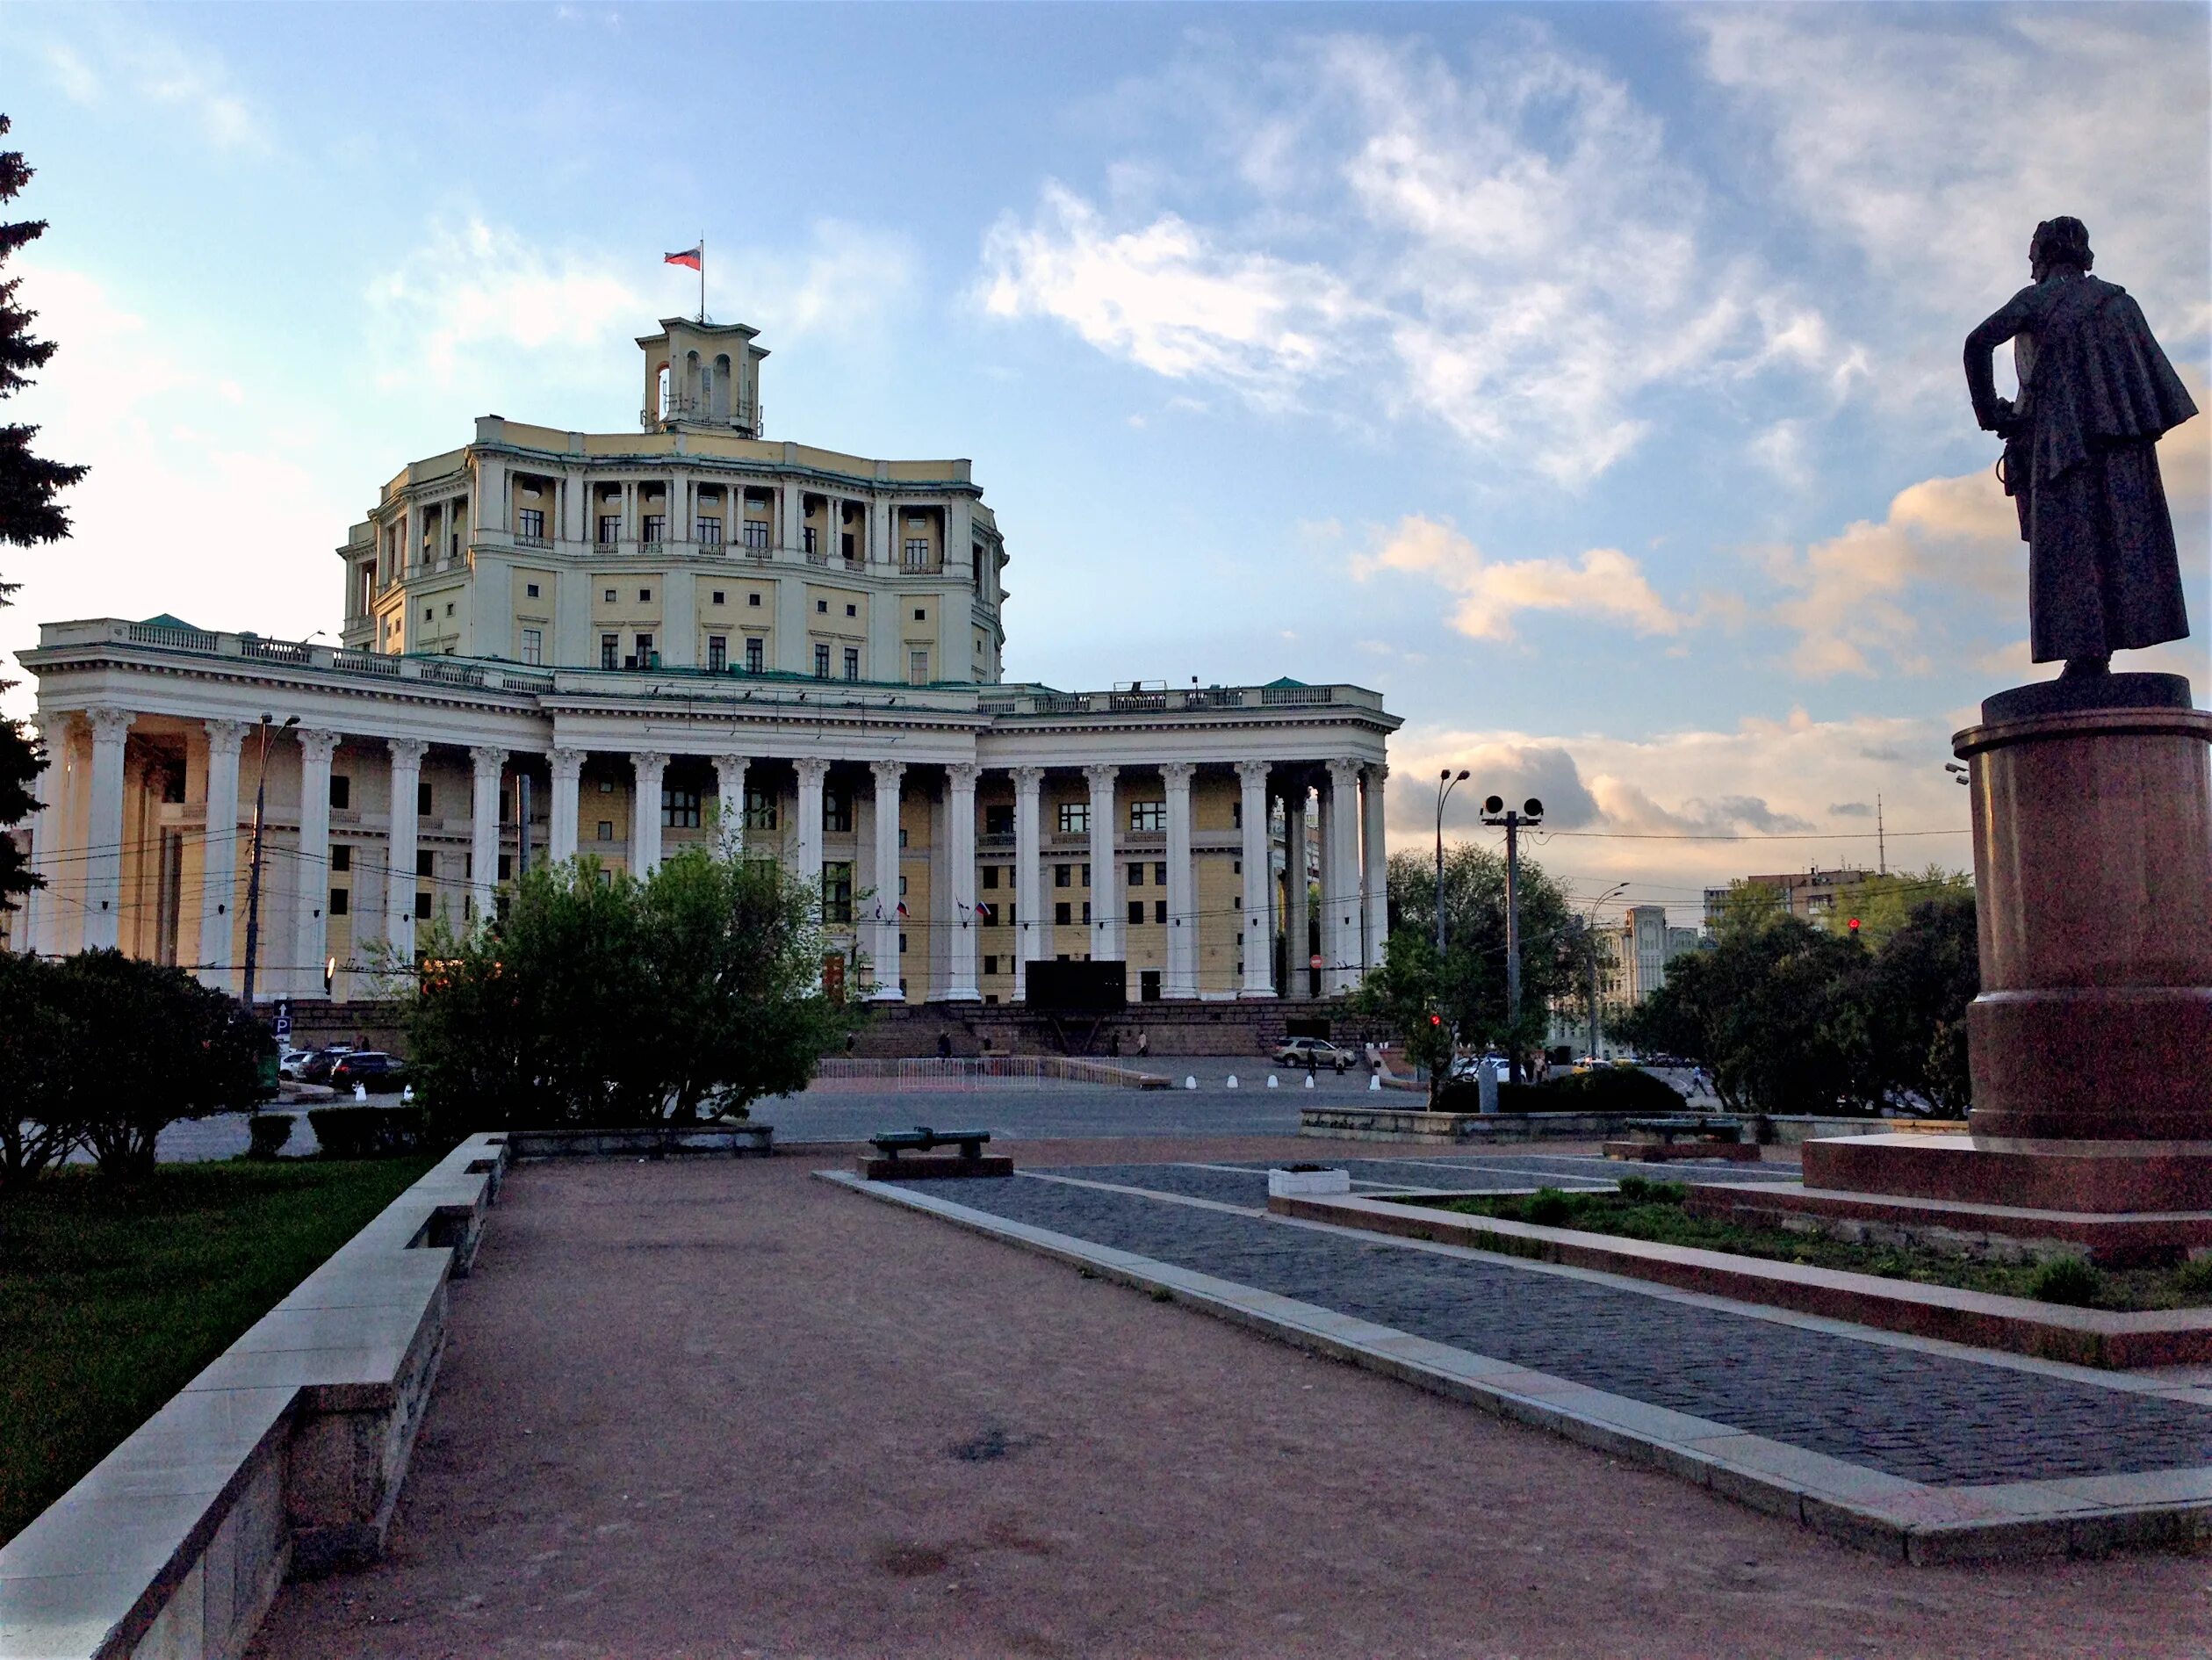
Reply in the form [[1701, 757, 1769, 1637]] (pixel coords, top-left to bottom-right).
[[1162, 761, 1197, 999], [1012, 765, 1044, 1001], [81, 706, 134, 951], [1362, 762, 1390, 978], [793, 757, 829, 919], [869, 760, 904, 1000], [385, 739, 428, 962], [1236, 759, 1274, 998], [549, 747, 584, 864], [198, 722, 245, 985], [1284, 782, 1310, 998], [22, 715, 66, 957], [294, 729, 342, 998], [1084, 762, 1119, 966], [468, 747, 507, 922], [945, 761, 981, 1001], [1324, 760, 1362, 995], [630, 751, 667, 877], [711, 754, 748, 855]]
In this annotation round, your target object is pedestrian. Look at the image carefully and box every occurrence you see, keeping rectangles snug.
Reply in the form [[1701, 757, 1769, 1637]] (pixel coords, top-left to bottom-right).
[[1334, 1050, 1346, 1077], [936, 1031, 952, 1060], [1108, 1031, 1121, 1057], [1136, 1029, 1149, 1058]]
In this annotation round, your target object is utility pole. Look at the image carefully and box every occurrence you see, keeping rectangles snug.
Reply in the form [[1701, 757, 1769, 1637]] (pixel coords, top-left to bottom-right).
[[240, 714, 299, 1009], [1877, 793, 1886, 877], [1480, 793, 1545, 1084]]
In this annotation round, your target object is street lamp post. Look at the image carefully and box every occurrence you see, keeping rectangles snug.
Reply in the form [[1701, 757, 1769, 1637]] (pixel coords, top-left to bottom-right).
[[1434, 769, 1469, 956], [241, 713, 299, 1008], [1584, 881, 1628, 1061], [1479, 793, 1545, 1084]]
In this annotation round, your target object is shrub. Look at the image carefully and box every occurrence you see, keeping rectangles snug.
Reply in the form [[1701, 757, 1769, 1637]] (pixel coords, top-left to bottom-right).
[[1524, 1187, 1574, 1226], [245, 1115, 294, 1160], [2028, 1255, 2105, 1308], [307, 1106, 429, 1159], [2175, 1256, 2212, 1298], [1539, 1068, 1688, 1114], [1614, 1176, 1686, 1207]]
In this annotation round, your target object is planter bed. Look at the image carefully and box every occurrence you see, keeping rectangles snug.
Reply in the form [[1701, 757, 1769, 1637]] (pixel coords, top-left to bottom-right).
[[1270, 1183, 2212, 1369], [504, 1123, 774, 1159]]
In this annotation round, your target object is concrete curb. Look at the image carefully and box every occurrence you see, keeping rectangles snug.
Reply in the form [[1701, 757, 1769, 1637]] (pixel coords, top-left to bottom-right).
[[821, 1169, 2212, 1564]]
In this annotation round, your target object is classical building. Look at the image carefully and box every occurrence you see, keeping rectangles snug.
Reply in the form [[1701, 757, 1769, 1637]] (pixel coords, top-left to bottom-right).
[[15, 316, 1398, 1007]]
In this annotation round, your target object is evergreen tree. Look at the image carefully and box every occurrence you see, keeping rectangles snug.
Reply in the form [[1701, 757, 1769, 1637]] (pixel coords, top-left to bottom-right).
[[0, 115, 84, 913]]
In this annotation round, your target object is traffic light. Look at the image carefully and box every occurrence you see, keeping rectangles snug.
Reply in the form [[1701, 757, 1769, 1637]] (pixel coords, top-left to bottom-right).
[[1429, 1012, 1442, 1028], [1847, 918, 1861, 935]]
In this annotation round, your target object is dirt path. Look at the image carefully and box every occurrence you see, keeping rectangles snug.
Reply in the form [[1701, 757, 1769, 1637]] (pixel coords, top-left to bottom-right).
[[251, 1146, 2212, 1659]]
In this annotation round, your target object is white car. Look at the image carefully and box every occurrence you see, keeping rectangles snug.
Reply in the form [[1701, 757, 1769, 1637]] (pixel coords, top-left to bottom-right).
[[1273, 1036, 1349, 1067]]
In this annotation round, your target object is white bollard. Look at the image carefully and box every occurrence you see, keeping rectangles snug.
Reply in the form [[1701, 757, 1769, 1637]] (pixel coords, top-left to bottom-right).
[[402, 1085, 415, 1103], [1226, 1074, 1239, 1089], [1368, 1074, 1381, 1092], [1303, 1074, 1315, 1090], [353, 1082, 368, 1102], [1268, 1074, 1279, 1088], [1185, 1074, 1198, 1091]]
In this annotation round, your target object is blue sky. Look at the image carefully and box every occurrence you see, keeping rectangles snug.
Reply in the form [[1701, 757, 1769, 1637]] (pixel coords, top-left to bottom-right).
[[5, 4, 2208, 919]]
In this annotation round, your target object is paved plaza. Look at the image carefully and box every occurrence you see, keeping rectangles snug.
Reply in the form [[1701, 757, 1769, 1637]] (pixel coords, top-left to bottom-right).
[[247, 1144, 2212, 1658]]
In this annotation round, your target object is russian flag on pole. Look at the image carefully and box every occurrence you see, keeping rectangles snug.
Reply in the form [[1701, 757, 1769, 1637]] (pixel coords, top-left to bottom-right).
[[664, 246, 703, 271]]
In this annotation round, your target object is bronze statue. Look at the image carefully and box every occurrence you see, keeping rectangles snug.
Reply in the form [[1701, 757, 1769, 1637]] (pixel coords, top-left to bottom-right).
[[1964, 216, 2196, 675]]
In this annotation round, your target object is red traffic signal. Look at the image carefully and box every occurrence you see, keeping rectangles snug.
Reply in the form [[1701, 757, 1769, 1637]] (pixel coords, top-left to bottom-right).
[[1429, 1013, 1442, 1027], [1847, 917, 1861, 934]]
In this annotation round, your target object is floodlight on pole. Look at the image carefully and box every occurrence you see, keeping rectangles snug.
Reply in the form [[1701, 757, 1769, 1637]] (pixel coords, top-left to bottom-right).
[[1480, 792, 1546, 1084]]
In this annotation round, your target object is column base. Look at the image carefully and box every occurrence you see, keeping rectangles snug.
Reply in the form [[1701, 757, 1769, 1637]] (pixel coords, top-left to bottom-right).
[[1236, 987, 1279, 1000], [941, 988, 983, 1004], [1967, 986, 2212, 1139]]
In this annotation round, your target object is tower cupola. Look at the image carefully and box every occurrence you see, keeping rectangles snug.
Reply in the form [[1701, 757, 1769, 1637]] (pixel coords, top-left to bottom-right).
[[638, 317, 767, 438]]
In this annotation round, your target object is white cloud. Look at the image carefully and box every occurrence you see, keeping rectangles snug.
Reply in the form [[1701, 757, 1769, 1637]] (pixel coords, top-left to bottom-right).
[[744, 220, 919, 343], [1355, 515, 1686, 642], [38, 23, 265, 150], [978, 30, 1850, 481]]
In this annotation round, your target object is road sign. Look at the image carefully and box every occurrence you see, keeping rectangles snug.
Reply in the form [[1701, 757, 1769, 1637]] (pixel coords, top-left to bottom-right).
[[1308, 954, 1323, 970], [272, 999, 292, 1041]]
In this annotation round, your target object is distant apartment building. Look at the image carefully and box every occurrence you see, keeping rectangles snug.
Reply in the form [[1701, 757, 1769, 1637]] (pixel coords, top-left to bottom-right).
[[1703, 868, 1876, 934], [1548, 904, 1700, 1055]]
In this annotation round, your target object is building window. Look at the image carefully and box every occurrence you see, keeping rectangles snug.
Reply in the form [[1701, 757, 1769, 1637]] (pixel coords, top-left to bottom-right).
[[1057, 801, 1089, 835], [414, 891, 432, 919], [1231, 798, 1243, 828], [745, 785, 778, 831], [417, 783, 433, 818], [705, 634, 727, 672], [898, 933, 908, 954], [604, 588, 616, 603], [1128, 862, 1144, 886], [663, 784, 701, 829], [601, 633, 618, 669], [1055, 864, 1071, 888], [1153, 862, 1167, 884], [517, 508, 544, 541], [1054, 901, 1071, 926], [904, 538, 930, 569], [745, 637, 764, 673], [597, 820, 615, 841], [843, 646, 860, 681], [635, 632, 655, 666], [908, 650, 929, 685], [642, 514, 666, 544], [1128, 900, 1144, 926], [984, 805, 1013, 835], [598, 515, 620, 545], [815, 599, 829, 614], [525, 581, 541, 599], [699, 516, 723, 545], [814, 644, 831, 678], [638, 588, 652, 602], [824, 786, 852, 834], [1130, 801, 1165, 833], [498, 854, 512, 882], [329, 775, 350, 810], [521, 627, 543, 666], [823, 862, 854, 923], [329, 888, 349, 916], [711, 590, 725, 605], [984, 955, 998, 976], [845, 603, 857, 617], [332, 846, 351, 873], [742, 521, 769, 550], [747, 593, 762, 608], [842, 530, 858, 561], [1154, 900, 1167, 924], [802, 526, 818, 555], [982, 865, 999, 891]]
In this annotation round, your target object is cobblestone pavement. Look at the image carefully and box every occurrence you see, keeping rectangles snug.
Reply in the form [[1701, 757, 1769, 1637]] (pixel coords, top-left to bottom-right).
[[908, 1172, 2212, 1488], [1041, 1154, 1805, 1207]]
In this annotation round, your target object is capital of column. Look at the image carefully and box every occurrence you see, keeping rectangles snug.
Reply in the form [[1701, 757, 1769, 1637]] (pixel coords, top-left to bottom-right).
[[869, 759, 905, 790], [388, 736, 430, 769], [85, 706, 134, 746], [299, 727, 342, 764], [794, 755, 832, 787], [1011, 765, 1046, 796], [204, 717, 249, 756], [945, 761, 981, 792], [1366, 761, 1390, 784], [1327, 757, 1362, 790], [1235, 758, 1271, 790], [1083, 761, 1118, 790], [550, 747, 587, 782], [471, 745, 509, 781], [1159, 760, 1197, 790], [630, 750, 670, 776]]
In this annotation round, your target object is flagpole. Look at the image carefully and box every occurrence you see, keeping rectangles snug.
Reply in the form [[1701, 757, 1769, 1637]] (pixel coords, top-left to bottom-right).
[[698, 233, 706, 323]]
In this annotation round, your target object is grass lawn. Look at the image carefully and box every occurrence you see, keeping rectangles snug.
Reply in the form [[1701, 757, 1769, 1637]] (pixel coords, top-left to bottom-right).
[[0, 1155, 437, 1547], [1410, 1180, 2212, 1315]]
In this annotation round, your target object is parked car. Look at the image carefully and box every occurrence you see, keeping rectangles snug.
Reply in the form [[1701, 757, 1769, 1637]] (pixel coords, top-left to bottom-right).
[[277, 1048, 315, 1079], [1272, 1036, 1348, 1066], [299, 1045, 356, 1084], [328, 1051, 406, 1093]]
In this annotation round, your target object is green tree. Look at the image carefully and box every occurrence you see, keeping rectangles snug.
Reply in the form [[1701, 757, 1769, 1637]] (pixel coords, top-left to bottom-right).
[[0, 951, 266, 1183], [0, 115, 82, 913], [1362, 843, 1589, 1081], [1831, 866, 1972, 950], [394, 848, 852, 1131], [1859, 890, 1978, 1115]]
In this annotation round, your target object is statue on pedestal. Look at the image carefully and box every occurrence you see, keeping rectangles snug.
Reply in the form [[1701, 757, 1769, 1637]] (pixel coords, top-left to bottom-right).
[[1963, 216, 2197, 675]]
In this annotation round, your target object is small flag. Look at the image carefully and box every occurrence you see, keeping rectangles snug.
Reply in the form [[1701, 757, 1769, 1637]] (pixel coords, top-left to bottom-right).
[[665, 246, 703, 271], [896, 903, 908, 919], [974, 902, 990, 918]]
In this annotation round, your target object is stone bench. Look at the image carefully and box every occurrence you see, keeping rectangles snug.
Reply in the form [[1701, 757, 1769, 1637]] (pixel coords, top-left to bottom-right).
[[502, 1122, 773, 1160], [857, 1125, 1012, 1181], [0, 1132, 508, 1660], [1603, 1117, 1760, 1163]]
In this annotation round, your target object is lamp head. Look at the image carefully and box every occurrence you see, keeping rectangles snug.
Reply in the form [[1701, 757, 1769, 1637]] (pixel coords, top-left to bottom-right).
[[1524, 798, 1544, 820], [1482, 795, 1504, 816]]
